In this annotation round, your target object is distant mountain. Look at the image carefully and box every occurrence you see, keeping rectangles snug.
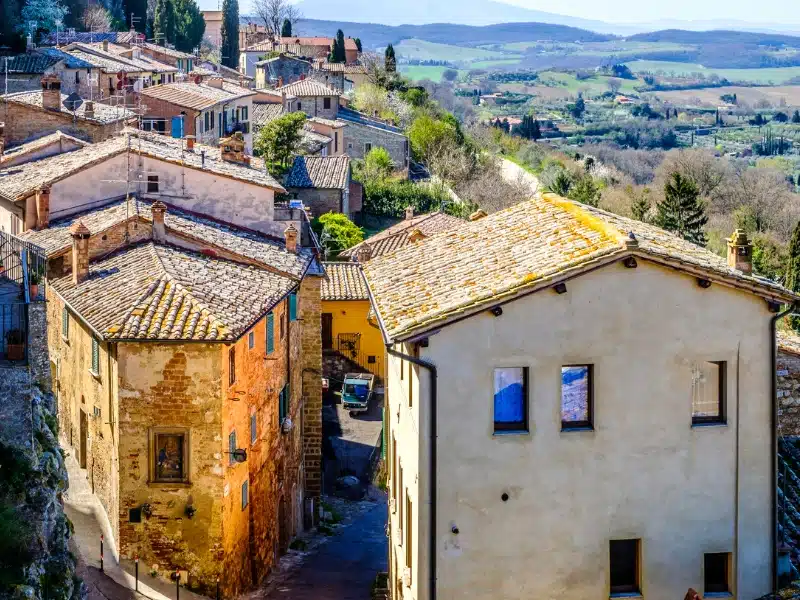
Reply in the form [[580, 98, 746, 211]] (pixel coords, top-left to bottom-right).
[[280, 18, 612, 50], [293, 0, 618, 32], [627, 28, 800, 46]]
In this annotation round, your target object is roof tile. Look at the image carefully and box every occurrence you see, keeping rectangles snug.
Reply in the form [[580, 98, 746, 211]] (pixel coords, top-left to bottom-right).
[[285, 155, 349, 190], [321, 262, 368, 300]]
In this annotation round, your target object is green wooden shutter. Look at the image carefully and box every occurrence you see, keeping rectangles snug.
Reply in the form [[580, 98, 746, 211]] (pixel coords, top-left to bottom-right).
[[279, 385, 289, 422], [241, 481, 248, 509], [91, 338, 99, 374], [229, 431, 236, 464], [62, 308, 69, 337], [289, 293, 297, 321], [266, 312, 274, 354]]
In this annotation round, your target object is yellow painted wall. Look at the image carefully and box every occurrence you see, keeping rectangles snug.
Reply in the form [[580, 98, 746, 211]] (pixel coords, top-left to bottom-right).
[[322, 299, 385, 379]]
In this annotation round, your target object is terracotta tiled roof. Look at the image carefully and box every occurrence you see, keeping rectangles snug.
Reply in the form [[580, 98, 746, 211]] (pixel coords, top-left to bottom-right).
[[1, 90, 136, 125], [141, 80, 254, 110], [252, 102, 285, 126], [68, 42, 178, 73], [1, 131, 88, 166], [363, 194, 799, 342], [341, 212, 463, 260], [50, 242, 296, 341], [285, 156, 349, 190], [40, 31, 137, 45], [0, 130, 283, 201], [277, 79, 338, 97], [314, 61, 368, 74], [309, 116, 346, 128], [141, 42, 195, 60], [20, 196, 313, 278], [321, 262, 368, 300], [251, 105, 331, 152]]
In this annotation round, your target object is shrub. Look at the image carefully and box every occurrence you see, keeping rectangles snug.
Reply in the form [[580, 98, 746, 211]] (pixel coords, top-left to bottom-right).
[[311, 213, 364, 257]]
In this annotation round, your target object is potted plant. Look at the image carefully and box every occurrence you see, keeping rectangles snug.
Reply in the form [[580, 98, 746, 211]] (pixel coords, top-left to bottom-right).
[[0, 259, 5, 277], [5, 329, 25, 361], [28, 268, 42, 300]]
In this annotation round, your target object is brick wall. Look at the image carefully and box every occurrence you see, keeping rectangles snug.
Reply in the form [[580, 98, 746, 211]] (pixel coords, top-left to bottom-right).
[[142, 97, 200, 138], [343, 121, 408, 167], [779, 349, 800, 436], [300, 275, 322, 498], [2, 101, 120, 145], [288, 187, 343, 217]]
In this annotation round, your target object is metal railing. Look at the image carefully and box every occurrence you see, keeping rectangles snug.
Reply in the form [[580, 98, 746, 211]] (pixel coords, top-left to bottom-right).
[[0, 303, 28, 364], [0, 230, 46, 300], [336, 333, 384, 380]]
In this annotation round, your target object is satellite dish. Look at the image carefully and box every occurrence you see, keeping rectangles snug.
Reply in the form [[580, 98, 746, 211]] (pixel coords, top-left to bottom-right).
[[63, 92, 83, 112]]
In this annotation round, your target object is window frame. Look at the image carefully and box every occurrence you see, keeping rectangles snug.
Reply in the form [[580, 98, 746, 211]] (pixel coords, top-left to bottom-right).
[[279, 384, 289, 423], [492, 366, 529, 434], [62, 307, 69, 340], [90, 337, 100, 377], [280, 306, 286, 340], [560, 364, 594, 431], [405, 491, 413, 577], [609, 539, 641, 597], [229, 430, 237, 465], [704, 552, 731, 595], [149, 427, 190, 484], [692, 361, 727, 426], [228, 346, 236, 385], [241, 480, 248, 509], [323, 97, 331, 109], [248, 331, 255, 349], [147, 175, 159, 193], [266, 311, 275, 354]]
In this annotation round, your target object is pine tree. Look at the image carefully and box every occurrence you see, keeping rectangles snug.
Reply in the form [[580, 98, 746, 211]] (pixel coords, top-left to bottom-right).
[[280, 17, 290, 36], [354, 37, 362, 52], [153, 0, 175, 45], [787, 221, 800, 331], [385, 42, 396, 72], [220, 0, 238, 69], [628, 186, 651, 223], [655, 172, 708, 246], [793, 110, 800, 124]]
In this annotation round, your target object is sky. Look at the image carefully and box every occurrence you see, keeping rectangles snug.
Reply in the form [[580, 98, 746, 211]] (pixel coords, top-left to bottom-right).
[[501, 0, 798, 25]]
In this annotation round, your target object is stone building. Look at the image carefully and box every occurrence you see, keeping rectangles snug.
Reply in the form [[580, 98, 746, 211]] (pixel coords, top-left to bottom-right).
[[255, 54, 312, 89], [0, 48, 101, 96], [275, 79, 340, 120], [285, 155, 353, 217], [1, 78, 136, 146], [240, 37, 359, 78], [364, 198, 800, 600], [6, 132, 323, 595], [338, 107, 410, 168], [0, 130, 88, 168]]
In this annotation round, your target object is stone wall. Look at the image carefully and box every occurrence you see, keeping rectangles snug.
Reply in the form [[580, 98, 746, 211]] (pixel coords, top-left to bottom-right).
[[779, 349, 800, 436], [2, 102, 121, 145], [300, 275, 323, 498], [343, 121, 408, 167], [289, 187, 343, 218], [255, 56, 312, 89]]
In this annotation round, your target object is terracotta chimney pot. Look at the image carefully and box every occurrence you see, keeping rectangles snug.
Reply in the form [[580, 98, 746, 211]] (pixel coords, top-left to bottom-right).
[[36, 186, 51, 230], [469, 209, 487, 221], [69, 221, 91, 285], [404, 206, 414, 220], [151, 200, 167, 241], [284, 223, 299, 253]]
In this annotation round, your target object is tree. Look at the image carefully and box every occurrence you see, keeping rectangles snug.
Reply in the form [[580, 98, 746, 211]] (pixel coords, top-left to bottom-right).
[[220, 0, 238, 69], [0, 0, 24, 52], [774, 111, 789, 123], [82, 3, 110, 30], [442, 68, 458, 82], [17, 0, 68, 36], [153, 0, 174, 45], [328, 29, 346, 63], [655, 172, 708, 246], [254, 111, 306, 167], [354, 37, 362, 52], [607, 77, 622, 95], [280, 17, 290, 36], [627, 185, 651, 222], [312, 213, 364, 257], [569, 93, 585, 119], [385, 42, 396, 72], [787, 221, 800, 331], [568, 175, 601, 207], [172, 0, 204, 52], [359, 147, 394, 181], [252, 0, 300, 39]]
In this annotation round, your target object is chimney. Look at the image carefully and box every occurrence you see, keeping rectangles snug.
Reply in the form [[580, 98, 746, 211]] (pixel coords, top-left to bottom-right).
[[36, 186, 50, 230], [404, 206, 414, 220], [151, 200, 167, 241], [208, 76, 224, 89], [69, 221, 91, 285], [186, 135, 195, 151], [284, 223, 298, 253], [354, 243, 372, 264], [277, 75, 283, 88], [220, 132, 249, 165], [41, 75, 62, 111], [102, 40, 108, 52], [727, 229, 752, 275], [84, 100, 94, 119], [469, 209, 487, 221]]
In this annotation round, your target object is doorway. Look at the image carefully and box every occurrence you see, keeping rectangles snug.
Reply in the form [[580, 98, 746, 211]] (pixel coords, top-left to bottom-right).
[[322, 313, 333, 350], [79, 409, 88, 469]]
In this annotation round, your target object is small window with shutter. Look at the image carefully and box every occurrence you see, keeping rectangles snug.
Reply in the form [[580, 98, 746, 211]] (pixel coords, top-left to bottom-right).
[[289, 293, 297, 321], [266, 312, 275, 354], [91, 337, 100, 376], [62, 308, 69, 339]]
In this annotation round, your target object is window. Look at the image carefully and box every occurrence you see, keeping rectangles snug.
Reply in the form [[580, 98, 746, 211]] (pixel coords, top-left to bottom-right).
[[493, 367, 528, 433], [241, 480, 248, 509], [250, 413, 257, 444], [405, 492, 413, 575], [280, 307, 286, 339], [368, 355, 376, 364], [266, 312, 275, 354], [610, 539, 640, 596], [279, 384, 289, 423], [151, 428, 188, 483], [704, 552, 730, 594], [692, 361, 726, 425], [334, 131, 338, 153], [91, 337, 100, 376], [289, 293, 297, 321], [561, 365, 593, 430], [229, 430, 236, 465], [62, 307, 69, 339], [75, 71, 79, 84], [391, 434, 397, 504], [297, 101, 302, 110], [204, 111, 210, 132], [229, 347, 236, 385], [323, 97, 331, 109], [241, 105, 248, 120], [210, 111, 215, 129], [365, 142, 372, 153], [147, 175, 159, 193], [248, 331, 254, 349]]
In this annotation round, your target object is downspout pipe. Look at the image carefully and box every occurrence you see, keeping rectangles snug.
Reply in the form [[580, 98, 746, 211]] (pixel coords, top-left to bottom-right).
[[386, 344, 438, 600], [771, 302, 796, 592]]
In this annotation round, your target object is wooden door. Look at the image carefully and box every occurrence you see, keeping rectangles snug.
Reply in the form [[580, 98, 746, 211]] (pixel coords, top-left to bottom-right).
[[79, 409, 88, 469], [321, 313, 333, 350]]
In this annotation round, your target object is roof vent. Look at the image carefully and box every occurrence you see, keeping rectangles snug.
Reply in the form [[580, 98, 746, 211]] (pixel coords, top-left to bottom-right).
[[469, 209, 487, 222]]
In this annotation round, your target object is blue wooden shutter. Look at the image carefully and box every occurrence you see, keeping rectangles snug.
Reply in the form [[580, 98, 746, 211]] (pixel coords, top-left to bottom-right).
[[266, 312, 274, 354], [289, 293, 297, 321], [171, 115, 184, 138]]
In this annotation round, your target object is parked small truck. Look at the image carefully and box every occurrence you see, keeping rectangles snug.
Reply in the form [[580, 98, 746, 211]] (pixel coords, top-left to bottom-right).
[[339, 372, 375, 417]]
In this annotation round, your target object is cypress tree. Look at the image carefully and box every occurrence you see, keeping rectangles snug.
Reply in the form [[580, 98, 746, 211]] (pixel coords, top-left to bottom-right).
[[788, 221, 800, 330], [655, 172, 708, 246], [385, 42, 396, 72], [220, 0, 238, 69], [153, 0, 175, 45], [532, 118, 541, 140], [281, 17, 290, 37], [354, 37, 362, 52]]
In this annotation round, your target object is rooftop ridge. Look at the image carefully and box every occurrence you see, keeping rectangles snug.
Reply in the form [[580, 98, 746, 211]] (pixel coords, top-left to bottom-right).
[[540, 193, 627, 246]]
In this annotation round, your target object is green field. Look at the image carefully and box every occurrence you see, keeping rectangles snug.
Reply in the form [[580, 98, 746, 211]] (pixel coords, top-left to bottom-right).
[[469, 59, 523, 69], [536, 71, 640, 95], [496, 40, 694, 55], [399, 65, 456, 82], [395, 38, 520, 63], [626, 60, 800, 84]]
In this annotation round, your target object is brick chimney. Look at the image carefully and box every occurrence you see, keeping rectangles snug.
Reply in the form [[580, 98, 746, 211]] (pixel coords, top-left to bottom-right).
[[208, 76, 224, 89], [69, 221, 91, 285], [354, 243, 372, 263], [284, 223, 298, 253], [102, 40, 109, 52], [41, 75, 62, 111], [277, 76, 283, 88], [84, 100, 94, 119], [727, 229, 752, 275], [36, 186, 50, 230], [151, 200, 167, 242], [220, 132, 249, 165], [404, 206, 414, 220]]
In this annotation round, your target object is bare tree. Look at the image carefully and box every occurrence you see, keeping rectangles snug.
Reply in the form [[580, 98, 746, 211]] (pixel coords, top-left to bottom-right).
[[83, 4, 111, 31], [654, 148, 730, 207], [607, 78, 622, 95], [722, 167, 795, 238], [251, 0, 301, 39]]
